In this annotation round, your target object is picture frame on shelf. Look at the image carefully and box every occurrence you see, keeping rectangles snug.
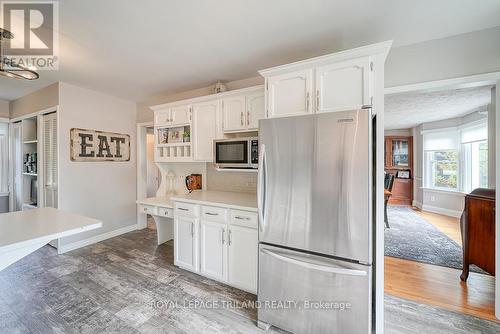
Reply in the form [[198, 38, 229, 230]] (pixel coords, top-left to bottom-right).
[[397, 170, 410, 179], [158, 128, 169, 144], [168, 127, 183, 143]]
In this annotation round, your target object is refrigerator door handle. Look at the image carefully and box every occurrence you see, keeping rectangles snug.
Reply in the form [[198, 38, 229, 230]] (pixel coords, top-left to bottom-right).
[[257, 144, 266, 232], [261, 248, 368, 277]]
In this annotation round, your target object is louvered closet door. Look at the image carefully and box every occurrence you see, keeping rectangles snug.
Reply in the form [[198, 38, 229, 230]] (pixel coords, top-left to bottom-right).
[[43, 112, 58, 208], [12, 122, 22, 211]]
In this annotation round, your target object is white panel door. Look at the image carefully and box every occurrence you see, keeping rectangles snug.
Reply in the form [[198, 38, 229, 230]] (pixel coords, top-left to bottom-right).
[[222, 96, 246, 132], [246, 92, 265, 130], [315, 56, 371, 113], [170, 104, 191, 125], [155, 109, 171, 126], [267, 69, 313, 118], [174, 216, 199, 272], [42, 112, 58, 208], [200, 220, 227, 282], [192, 100, 219, 162], [228, 225, 258, 293]]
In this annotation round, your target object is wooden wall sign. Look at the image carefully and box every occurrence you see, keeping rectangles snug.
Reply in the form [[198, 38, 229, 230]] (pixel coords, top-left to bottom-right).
[[70, 128, 130, 162]]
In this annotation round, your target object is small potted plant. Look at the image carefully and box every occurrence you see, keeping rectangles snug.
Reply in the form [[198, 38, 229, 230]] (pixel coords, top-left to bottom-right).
[[182, 130, 190, 143]]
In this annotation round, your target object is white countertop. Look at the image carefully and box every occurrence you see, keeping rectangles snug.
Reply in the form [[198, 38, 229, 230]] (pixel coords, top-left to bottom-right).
[[136, 196, 175, 208], [0, 207, 102, 271], [171, 190, 257, 212]]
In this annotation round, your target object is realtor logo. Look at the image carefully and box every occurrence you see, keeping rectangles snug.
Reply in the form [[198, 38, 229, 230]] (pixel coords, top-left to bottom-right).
[[0, 1, 59, 70]]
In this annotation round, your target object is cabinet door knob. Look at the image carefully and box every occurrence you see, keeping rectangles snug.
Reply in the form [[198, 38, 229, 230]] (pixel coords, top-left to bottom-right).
[[240, 112, 244, 126], [221, 229, 225, 244]]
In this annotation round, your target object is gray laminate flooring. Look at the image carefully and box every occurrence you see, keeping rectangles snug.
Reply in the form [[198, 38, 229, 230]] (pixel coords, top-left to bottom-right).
[[0, 228, 498, 333]]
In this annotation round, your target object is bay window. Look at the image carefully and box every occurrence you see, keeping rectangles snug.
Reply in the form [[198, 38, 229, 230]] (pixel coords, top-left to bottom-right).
[[423, 120, 488, 193]]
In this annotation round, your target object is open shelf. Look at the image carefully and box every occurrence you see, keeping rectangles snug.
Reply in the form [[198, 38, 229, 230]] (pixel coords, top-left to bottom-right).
[[156, 144, 192, 160], [23, 139, 38, 144], [157, 142, 191, 147], [23, 173, 38, 177]]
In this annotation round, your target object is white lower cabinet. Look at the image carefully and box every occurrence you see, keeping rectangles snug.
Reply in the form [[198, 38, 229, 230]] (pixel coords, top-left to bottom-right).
[[200, 220, 228, 281], [174, 202, 258, 294], [228, 225, 258, 293], [174, 215, 199, 272]]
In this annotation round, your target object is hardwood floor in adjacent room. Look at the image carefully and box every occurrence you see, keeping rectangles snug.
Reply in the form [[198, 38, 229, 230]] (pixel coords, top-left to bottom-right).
[[385, 207, 497, 323]]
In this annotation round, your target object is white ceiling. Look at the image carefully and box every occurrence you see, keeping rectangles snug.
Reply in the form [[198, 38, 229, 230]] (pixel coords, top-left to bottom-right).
[[1, 0, 500, 102], [385, 86, 493, 130]]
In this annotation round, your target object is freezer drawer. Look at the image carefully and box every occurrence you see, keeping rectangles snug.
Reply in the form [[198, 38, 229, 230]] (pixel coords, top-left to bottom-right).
[[258, 244, 371, 334]]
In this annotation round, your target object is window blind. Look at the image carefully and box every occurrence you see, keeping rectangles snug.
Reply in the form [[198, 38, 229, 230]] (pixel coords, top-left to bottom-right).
[[460, 122, 487, 143], [423, 129, 459, 151]]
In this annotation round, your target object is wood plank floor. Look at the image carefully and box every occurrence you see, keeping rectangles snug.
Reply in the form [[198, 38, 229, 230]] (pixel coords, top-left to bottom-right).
[[385, 257, 497, 322], [385, 206, 497, 323], [0, 228, 499, 333]]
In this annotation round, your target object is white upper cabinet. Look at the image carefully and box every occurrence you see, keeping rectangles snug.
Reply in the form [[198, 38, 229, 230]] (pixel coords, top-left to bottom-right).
[[170, 104, 191, 125], [192, 100, 219, 162], [154, 109, 171, 127], [151, 85, 264, 162], [246, 92, 265, 130], [266, 69, 313, 118], [258, 42, 393, 118], [154, 104, 191, 127], [315, 56, 371, 113], [222, 96, 246, 132]]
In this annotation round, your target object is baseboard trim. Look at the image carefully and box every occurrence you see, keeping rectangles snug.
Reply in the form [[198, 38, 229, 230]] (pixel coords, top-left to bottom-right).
[[58, 224, 139, 254], [421, 204, 462, 218], [413, 200, 423, 209]]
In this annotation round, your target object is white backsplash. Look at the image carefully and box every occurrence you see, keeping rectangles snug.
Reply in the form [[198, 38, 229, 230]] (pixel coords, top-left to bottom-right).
[[206, 163, 257, 194], [154, 162, 257, 196]]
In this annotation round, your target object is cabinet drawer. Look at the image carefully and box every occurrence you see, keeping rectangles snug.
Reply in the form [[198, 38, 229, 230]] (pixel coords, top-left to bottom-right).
[[139, 204, 157, 215], [157, 207, 173, 218], [175, 202, 199, 217], [201, 205, 228, 222], [230, 210, 258, 229]]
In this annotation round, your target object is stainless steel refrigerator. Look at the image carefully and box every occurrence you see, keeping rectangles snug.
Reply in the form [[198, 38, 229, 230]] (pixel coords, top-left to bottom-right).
[[257, 109, 373, 334]]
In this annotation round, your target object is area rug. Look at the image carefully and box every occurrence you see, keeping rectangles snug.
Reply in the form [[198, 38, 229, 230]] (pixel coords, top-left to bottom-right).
[[384, 205, 486, 274]]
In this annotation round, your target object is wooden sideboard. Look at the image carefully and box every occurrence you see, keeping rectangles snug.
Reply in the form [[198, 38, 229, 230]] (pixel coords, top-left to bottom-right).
[[460, 188, 496, 281], [385, 136, 413, 205]]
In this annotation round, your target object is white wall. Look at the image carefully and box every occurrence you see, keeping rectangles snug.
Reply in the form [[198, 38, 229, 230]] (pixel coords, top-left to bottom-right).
[[386, 26, 500, 88], [412, 111, 489, 217], [385, 128, 410, 136], [0, 100, 9, 119], [489, 87, 496, 187], [137, 76, 263, 123], [57, 82, 137, 249]]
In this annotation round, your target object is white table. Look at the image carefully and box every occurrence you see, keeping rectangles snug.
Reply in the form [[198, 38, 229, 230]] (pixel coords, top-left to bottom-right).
[[0, 207, 102, 271]]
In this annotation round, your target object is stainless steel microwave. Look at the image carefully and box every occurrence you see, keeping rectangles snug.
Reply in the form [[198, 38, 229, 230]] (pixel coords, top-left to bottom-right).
[[213, 137, 259, 169]]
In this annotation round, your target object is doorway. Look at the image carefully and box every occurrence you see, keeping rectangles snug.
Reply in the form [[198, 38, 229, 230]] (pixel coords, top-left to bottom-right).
[[383, 78, 499, 322], [137, 122, 161, 229]]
